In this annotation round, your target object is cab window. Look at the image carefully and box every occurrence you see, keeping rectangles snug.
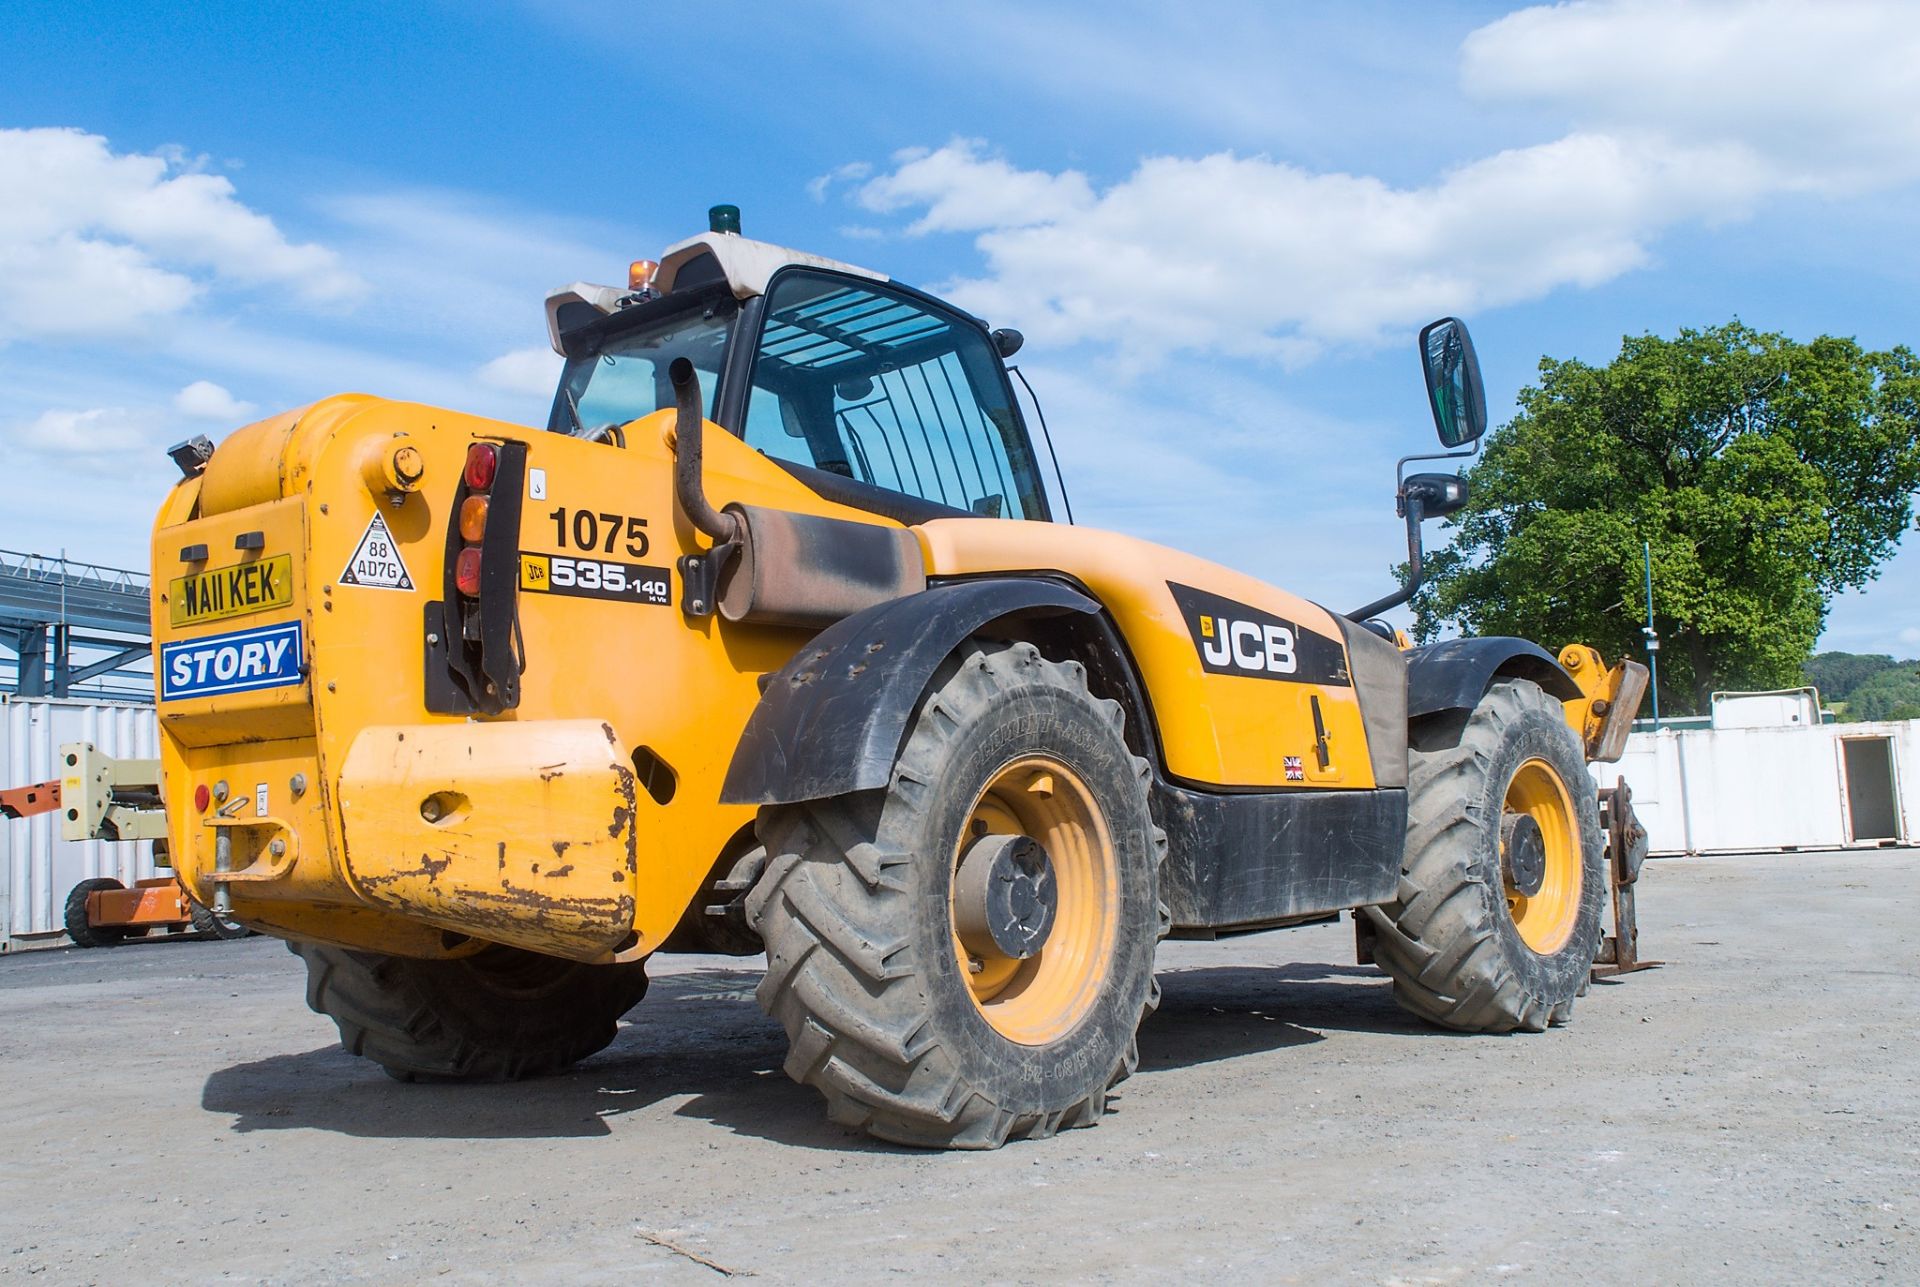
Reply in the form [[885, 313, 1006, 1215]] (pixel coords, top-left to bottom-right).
[[743, 271, 1045, 519], [550, 291, 734, 435]]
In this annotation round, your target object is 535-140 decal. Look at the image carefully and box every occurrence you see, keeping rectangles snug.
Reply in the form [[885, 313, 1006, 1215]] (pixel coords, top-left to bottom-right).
[[519, 552, 670, 606]]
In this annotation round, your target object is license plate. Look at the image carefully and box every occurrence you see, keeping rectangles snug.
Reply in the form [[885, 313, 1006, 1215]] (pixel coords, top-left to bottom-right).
[[169, 555, 293, 627]]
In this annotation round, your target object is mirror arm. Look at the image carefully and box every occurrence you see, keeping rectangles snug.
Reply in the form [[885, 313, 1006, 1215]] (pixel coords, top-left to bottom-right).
[[1347, 495, 1428, 622], [1394, 441, 1478, 489]]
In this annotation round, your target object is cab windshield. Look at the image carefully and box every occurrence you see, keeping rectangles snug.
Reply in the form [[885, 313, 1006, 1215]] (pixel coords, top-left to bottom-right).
[[548, 290, 735, 436]]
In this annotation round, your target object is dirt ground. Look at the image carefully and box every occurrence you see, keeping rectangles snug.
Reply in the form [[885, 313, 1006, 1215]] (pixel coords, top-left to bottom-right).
[[1, 849, 1914, 1285]]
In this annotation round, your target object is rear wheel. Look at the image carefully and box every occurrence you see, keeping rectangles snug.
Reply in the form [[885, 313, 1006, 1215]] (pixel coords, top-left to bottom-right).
[[292, 941, 650, 1080], [747, 641, 1168, 1149], [64, 878, 128, 949], [1363, 678, 1605, 1032]]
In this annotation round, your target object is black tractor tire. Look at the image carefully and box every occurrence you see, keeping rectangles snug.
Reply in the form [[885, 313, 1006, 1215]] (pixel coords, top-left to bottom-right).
[[189, 898, 253, 940], [1363, 677, 1606, 1032], [747, 640, 1169, 1149], [291, 941, 651, 1081], [64, 878, 129, 948]]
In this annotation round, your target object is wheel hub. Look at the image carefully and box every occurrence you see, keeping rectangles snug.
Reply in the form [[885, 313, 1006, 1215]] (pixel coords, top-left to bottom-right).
[[1501, 811, 1548, 897], [953, 833, 1058, 960]]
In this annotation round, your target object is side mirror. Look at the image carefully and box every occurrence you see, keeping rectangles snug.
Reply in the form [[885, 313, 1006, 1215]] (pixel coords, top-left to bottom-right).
[[1401, 471, 1470, 520], [1418, 317, 1487, 448], [991, 328, 1024, 359]]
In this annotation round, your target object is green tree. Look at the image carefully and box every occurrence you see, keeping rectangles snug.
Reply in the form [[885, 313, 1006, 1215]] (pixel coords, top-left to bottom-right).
[[1804, 650, 1900, 704], [1841, 663, 1920, 722], [1414, 322, 1920, 715]]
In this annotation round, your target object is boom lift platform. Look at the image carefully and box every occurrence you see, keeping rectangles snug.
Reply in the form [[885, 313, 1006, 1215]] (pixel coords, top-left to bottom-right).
[[2, 744, 244, 945]]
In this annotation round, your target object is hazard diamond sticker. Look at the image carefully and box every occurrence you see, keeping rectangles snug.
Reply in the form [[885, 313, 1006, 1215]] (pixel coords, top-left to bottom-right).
[[339, 512, 415, 590]]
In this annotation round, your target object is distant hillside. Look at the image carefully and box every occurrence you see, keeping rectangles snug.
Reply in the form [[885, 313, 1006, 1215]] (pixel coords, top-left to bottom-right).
[[1804, 651, 1920, 722]]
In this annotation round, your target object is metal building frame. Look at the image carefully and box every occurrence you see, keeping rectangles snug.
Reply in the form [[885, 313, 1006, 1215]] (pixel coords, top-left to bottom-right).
[[0, 550, 153, 702]]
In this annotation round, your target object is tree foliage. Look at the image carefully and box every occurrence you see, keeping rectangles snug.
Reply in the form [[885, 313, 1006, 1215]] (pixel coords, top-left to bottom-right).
[[1414, 322, 1920, 715], [1808, 651, 1920, 722], [1803, 650, 1900, 703]]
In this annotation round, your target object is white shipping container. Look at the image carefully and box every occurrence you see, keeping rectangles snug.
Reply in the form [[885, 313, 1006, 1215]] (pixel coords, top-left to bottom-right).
[[1597, 719, 1917, 855], [0, 695, 161, 950]]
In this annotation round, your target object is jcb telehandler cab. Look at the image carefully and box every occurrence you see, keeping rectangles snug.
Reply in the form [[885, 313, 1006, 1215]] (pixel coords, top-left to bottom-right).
[[150, 209, 1647, 1148]]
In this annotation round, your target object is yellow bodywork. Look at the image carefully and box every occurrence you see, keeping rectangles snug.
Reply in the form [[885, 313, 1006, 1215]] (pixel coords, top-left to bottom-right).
[[918, 521, 1376, 789], [1554, 644, 1650, 762], [151, 395, 1605, 964], [155, 399, 863, 962]]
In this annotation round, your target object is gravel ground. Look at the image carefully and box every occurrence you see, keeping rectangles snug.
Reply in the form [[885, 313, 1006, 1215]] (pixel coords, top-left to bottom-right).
[[1, 848, 1914, 1285]]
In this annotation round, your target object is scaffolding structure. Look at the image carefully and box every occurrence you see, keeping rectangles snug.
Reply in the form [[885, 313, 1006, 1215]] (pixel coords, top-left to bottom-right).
[[0, 549, 153, 702]]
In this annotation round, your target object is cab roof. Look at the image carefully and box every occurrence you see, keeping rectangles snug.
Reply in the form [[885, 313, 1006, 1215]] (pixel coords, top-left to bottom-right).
[[544, 232, 888, 357]]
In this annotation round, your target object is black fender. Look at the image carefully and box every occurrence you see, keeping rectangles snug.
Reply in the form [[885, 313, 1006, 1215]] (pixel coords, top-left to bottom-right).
[[1405, 636, 1581, 720], [721, 578, 1100, 807]]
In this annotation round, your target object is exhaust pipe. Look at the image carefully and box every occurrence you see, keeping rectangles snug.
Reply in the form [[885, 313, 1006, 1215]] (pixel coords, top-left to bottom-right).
[[669, 358, 741, 545], [667, 356, 924, 628]]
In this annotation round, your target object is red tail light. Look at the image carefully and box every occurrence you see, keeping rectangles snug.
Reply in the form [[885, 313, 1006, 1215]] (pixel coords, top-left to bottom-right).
[[455, 547, 484, 597], [463, 443, 498, 491]]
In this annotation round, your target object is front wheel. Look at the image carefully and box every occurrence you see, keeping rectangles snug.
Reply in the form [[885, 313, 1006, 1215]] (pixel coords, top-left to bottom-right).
[[1363, 677, 1605, 1032], [747, 641, 1168, 1149], [64, 878, 128, 949]]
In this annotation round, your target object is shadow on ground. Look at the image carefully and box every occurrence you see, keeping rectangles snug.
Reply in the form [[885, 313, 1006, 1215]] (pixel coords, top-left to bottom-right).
[[202, 959, 1448, 1146]]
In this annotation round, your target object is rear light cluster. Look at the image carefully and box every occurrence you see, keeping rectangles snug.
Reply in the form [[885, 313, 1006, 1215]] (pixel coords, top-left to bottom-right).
[[455, 443, 497, 597]]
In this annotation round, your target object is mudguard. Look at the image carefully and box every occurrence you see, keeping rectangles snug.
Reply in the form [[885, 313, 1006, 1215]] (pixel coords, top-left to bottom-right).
[[1405, 636, 1581, 719], [720, 578, 1099, 807]]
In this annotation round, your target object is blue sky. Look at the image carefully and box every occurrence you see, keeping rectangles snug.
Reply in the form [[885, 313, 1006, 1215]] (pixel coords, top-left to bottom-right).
[[2, 0, 1917, 655]]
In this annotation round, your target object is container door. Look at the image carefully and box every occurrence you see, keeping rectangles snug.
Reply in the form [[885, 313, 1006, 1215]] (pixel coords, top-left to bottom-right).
[[1841, 737, 1901, 843]]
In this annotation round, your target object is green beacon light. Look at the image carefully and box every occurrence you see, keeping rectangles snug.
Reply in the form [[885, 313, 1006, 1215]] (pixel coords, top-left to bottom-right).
[[709, 204, 741, 235]]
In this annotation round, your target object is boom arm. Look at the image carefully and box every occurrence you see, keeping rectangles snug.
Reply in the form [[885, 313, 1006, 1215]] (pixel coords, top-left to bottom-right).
[[1, 745, 166, 841], [0, 779, 59, 821]]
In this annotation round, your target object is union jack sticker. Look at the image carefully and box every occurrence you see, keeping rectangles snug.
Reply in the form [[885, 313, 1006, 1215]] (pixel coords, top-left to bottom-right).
[[1284, 755, 1305, 782]]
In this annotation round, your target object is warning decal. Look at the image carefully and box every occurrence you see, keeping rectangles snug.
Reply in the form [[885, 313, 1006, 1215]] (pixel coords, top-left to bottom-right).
[[339, 512, 415, 590]]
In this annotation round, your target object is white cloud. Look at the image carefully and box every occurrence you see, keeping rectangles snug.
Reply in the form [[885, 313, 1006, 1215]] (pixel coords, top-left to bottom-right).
[[858, 140, 1096, 234], [807, 161, 872, 203], [173, 379, 257, 421], [477, 346, 561, 398], [9, 406, 158, 456], [835, 2, 1920, 365], [0, 127, 363, 343], [854, 134, 1763, 362], [1464, 0, 1920, 192]]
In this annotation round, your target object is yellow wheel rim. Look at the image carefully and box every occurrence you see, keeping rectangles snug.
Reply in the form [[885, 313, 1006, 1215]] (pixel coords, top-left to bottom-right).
[[1503, 757, 1582, 954], [952, 756, 1118, 1046]]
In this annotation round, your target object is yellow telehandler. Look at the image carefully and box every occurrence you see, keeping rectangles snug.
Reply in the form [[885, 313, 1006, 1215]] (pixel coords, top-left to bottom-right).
[[149, 206, 1647, 1147]]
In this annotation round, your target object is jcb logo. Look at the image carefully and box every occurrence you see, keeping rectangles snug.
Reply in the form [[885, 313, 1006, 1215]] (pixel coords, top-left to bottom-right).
[[1199, 615, 1297, 675], [1170, 581, 1352, 687]]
